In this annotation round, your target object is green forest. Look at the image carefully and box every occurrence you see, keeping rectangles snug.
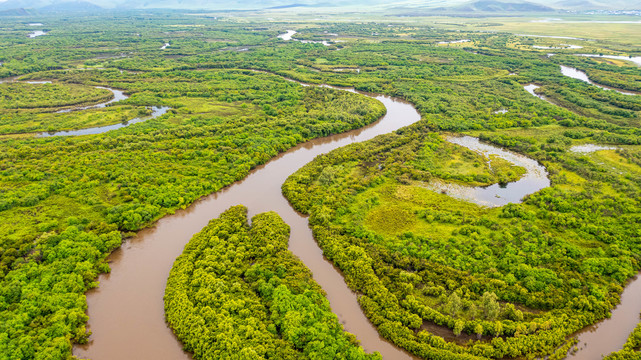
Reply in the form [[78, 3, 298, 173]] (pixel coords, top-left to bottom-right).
[[0, 8, 640, 360], [283, 121, 641, 358], [165, 205, 379, 359]]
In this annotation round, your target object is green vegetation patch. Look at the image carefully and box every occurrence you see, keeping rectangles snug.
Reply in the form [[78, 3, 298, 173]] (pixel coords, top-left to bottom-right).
[[0, 82, 112, 110], [604, 313, 641, 359], [164, 205, 379, 360], [0, 106, 149, 135], [414, 136, 525, 186], [283, 122, 641, 359], [0, 69, 384, 359], [1, 13, 641, 360]]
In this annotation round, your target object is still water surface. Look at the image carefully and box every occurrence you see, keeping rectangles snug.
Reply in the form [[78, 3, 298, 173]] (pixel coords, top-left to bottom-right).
[[560, 65, 637, 95], [424, 136, 549, 207]]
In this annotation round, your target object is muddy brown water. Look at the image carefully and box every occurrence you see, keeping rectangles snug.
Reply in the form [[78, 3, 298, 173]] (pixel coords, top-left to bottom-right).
[[73, 84, 421, 360], [71, 74, 641, 359], [567, 275, 641, 359]]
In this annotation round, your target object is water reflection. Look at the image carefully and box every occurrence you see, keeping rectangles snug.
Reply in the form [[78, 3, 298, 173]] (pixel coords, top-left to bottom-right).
[[567, 275, 641, 359], [569, 144, 619, 153], [577, 54, 641, 67], [28, 31, 47, 38], [524, 83, 553, 103], [423, 136, 550, 207], [532, 44, 583, 49], [560, 65, 636, 95], [278, 30, 335, 46], [38, 106, 170, 137], [74, 75, 421, 360], [56, 87, 129, 113], [438, 39, 470, 44]]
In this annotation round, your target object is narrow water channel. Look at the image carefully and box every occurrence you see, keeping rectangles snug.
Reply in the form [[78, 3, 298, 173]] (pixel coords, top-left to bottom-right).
[[73, 82, 421, 360], [524, 83, 553, 103], [577, 54, 641, 67], [522, 76, 641, 357], [56, 86, 129, 113], [560, 65, 637, 95], [38, 106, 170, 137], [0, 80, 170, 137], [424, 136, 549, 207], [278, 29, 335, 46]]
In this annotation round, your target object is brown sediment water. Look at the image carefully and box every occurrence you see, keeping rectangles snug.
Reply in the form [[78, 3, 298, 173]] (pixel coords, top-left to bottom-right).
[[71, 72, 641, 360], [567, 275, 641, 359], [73, 80, 421, 360]]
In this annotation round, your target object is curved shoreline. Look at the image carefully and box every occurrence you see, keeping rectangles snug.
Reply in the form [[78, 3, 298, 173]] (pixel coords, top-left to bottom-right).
[[560, 65, 638, 95], [70, 69, 639, 360], [424, 135, 550, 207], [0, 79, 172, 137], [37, 106, 170, 137], [73, 76, 422, 360]]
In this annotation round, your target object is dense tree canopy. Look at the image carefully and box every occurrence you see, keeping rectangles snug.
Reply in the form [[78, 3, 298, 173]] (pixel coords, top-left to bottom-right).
[[165, 206, 380, 360]]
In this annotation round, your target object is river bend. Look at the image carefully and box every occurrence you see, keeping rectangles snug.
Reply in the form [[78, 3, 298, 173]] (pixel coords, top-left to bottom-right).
[[74, 80, 421, 360], [72, 71, 638, 360]]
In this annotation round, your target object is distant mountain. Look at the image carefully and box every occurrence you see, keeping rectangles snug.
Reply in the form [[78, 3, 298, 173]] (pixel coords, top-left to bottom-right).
[[266, 3, 312, 9], [453, 0, 555, 12], [115, 0, 394, 10], [0, 0, 636, 13], [547, 0, 641, 9], [0, 0, 49, 10], [554, 0, 599, 8], [40, 1, 102, 12], [0, 6, 36, 15]]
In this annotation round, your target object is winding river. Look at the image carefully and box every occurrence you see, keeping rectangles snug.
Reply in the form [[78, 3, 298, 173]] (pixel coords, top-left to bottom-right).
[[568, 275, 641, 359], [39, 106, 170, 137], [74, 81, 422, 360], [522, 68, 641, 358], [524, 64, 639, 104], [577, 54, 641, 67], [55, 86, 129, 113], [533, 44, 583, 50], [69, 71, 639, 359], [278, 29, 335, 46], [524, 83, 554, 104]]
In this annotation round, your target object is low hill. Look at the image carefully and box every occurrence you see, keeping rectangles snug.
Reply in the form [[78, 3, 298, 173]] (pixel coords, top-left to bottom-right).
[[40, 1, 103, 12], [454, 0, 556, 12]]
